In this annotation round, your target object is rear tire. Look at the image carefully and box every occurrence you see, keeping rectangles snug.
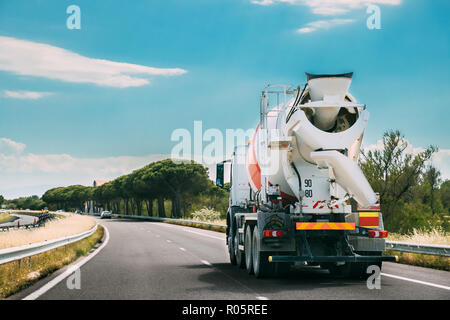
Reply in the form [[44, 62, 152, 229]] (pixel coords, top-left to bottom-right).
[[234, 231, 245, 268], [245, 225, 254, 274], [228, 233, 236, 265], [252, 226, 274, 278]]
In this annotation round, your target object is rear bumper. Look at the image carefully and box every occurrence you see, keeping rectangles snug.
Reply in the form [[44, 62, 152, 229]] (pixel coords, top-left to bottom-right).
[[268, 255, 398, 263]]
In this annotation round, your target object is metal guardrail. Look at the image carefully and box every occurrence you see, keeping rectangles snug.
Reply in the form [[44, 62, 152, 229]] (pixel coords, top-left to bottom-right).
[[112, 214, 226, 232], [385, 240, 450, 257], [0, 224, 98, 265], [112, 214, 449, 257]]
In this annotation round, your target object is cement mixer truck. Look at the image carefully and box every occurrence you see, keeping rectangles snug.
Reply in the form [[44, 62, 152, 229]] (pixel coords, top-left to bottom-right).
[[218, 72, 397, 278]]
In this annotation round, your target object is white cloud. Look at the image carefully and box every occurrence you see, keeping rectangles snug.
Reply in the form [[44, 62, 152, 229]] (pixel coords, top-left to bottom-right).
[[0, 36, 187, 88], [296, 18, 355, 33], [251, 0, 275, 5], [362, 139, 450, 181], [3, 90, 53, 99], [0, 138, 26, 155], [251, 0, 402, 15], [0, 137, 221, 199]]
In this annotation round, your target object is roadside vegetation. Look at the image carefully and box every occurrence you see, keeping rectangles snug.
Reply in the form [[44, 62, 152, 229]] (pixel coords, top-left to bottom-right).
[[0, 225, 104, 299], [0, 211, 12, 224], [360, 130, 449, 234], [1, 195, 46, 211], [40, 159, 229, 220]]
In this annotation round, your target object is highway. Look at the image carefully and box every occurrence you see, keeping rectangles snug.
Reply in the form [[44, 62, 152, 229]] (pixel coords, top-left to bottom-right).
[[0, 213, 37, 228], [12, 217, 450, 300]]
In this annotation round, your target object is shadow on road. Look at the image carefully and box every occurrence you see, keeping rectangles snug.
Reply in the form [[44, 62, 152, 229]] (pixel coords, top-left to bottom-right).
[[182, 262, 364, 296]]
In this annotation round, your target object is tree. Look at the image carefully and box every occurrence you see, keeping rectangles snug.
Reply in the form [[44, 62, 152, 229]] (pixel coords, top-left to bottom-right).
[[424, 165, 442, 214], [150, 159, 209, 218], [439, 180, 450, 213], [360, 130, 438, 232], [0, 195, 4, 207]]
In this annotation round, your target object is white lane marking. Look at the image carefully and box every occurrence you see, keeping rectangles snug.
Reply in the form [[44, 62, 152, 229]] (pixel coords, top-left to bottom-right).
[[381, 273, 450, 291], [23, 224, 110, 300], [166, 240, 172, 243], [256, 296, 269, 300], [183, 228, 224, 241], [201, 260, 212, 266], [179, 247, 186, 252], [155, 235, 160, 238]]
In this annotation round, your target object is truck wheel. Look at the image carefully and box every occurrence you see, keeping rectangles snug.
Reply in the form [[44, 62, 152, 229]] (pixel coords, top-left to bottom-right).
[[252, 226, 274, 278], [228, 233, 236, 265], [234, 232, 245, 268], [245, 225, 253, 275]]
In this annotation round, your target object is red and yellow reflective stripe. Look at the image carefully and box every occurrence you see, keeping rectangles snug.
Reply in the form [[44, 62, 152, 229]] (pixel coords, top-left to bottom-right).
[[359, 212, 379, 228], [296, 222, 355, 230]]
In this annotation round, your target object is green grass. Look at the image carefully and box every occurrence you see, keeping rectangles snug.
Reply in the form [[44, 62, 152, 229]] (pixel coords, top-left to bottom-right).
[[0, 225, 104, 299], [164, 220, 226, 233], [0, 212, 12, 224], [384, 249, 450, 271]]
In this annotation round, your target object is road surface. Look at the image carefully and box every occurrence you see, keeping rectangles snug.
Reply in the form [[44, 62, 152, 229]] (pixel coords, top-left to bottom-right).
[[0, 214, 37, 228], [12, 217, 450, 300]]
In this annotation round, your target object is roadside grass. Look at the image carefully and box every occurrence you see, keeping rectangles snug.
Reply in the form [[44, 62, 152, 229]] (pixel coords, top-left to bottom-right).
[[0, 225, 104, 299], [384, 249, 449, 271], [164, 220, 226, 233], [183, 217, 226, 226], [384, 227, 449, 271], [0, 212, 12, 224], [0, 214, 95, 249], [388, 227, 449, 245]]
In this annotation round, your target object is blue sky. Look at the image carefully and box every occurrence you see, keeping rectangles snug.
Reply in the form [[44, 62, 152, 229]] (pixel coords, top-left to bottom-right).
[[0, 0, 449, 198]]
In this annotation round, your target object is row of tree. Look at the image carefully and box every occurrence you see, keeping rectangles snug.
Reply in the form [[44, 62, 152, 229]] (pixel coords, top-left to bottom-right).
[[0, 195, 46, 210], [41, 159, 228, 219]]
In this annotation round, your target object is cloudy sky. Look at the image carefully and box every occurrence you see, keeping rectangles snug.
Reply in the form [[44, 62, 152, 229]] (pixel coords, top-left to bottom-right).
[[0, 0, 449, 199]]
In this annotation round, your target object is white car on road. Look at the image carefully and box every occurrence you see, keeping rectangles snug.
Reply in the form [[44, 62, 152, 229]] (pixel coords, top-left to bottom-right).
[[100, 211, 112, 219]]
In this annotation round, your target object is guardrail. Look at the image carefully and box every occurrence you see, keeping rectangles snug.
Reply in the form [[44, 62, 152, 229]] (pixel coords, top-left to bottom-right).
[[112, 213, 226, 232], [0, 224, 98, 265], [112, 214, 449, 257], [385, 241, 450, 257]]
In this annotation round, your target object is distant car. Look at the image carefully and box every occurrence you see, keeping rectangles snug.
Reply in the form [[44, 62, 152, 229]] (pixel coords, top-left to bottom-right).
[[75, 210, 83, 214], [56, 209, 64, 213], [100, 211, 112, 219]]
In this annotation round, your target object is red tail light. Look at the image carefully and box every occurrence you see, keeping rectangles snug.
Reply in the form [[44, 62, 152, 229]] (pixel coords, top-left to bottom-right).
[[263, 230, 283, 238], [368, 230, 388, 238]]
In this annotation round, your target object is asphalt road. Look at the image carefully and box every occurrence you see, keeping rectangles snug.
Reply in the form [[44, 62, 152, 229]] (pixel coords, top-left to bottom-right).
[[13, 217, 450, 300], [0, 213, 37, 227]]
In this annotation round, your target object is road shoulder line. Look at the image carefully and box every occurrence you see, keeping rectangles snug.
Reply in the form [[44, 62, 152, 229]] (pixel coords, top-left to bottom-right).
[[381, 272, 450, 291], [22, 224, 110, 300]]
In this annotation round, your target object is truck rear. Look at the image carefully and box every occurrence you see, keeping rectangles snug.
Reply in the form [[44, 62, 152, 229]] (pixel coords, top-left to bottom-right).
[[219, 73, 397, 278]]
